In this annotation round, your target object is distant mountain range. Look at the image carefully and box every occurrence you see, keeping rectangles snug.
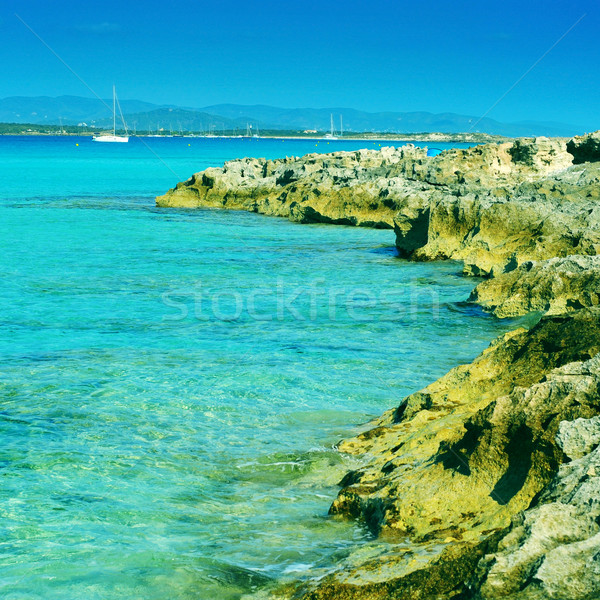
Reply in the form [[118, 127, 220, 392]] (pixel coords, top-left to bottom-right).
[[0, 95, 588, 137]]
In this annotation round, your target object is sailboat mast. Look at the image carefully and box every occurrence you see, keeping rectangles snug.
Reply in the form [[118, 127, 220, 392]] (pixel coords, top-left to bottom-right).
[[330, 113, 334, 136], [340, 115, 343, 137], [92, 85, 129, 142]]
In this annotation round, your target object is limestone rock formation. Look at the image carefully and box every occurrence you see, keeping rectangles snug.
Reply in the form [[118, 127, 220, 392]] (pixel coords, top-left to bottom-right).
[[469, 255, 600, 317], [157, 136, 576, 237], [478, 408, 600, 600], [158, 131, 600, 600], [567, 130, 600, 164], [287, 310, 600, 599], [394, 162, 600, 276], [158, 133, 600, 278], [556, 415, 600, 460], [157, 145, 431, 228]]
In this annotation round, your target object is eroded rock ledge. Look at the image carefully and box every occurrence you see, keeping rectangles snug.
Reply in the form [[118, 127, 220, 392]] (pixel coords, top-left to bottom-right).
[[157, 133, 600, 599], [296, 310, 600, 600]]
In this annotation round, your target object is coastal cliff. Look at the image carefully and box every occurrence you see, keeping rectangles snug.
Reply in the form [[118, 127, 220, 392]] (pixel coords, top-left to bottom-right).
[[157, 132, 600, 599]]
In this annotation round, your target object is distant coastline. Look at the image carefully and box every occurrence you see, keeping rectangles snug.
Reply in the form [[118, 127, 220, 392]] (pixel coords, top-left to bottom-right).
[[0, 96, 585, 138], [0, 124, 508, 145]]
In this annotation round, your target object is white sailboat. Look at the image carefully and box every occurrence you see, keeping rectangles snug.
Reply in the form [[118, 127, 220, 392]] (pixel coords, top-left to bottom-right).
[[93, 85, 129, 143], [323, 113, 337, 140]]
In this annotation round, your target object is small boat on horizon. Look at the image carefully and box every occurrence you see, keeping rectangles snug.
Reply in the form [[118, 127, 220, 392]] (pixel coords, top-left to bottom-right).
[[93, 86, 129, 143]]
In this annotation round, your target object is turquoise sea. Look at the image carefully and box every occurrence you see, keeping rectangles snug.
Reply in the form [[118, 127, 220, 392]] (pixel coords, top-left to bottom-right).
[[1, 136, 517, 599]]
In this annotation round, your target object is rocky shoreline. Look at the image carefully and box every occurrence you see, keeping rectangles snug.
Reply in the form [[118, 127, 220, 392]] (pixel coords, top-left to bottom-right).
[[157, 132, 600, 599]]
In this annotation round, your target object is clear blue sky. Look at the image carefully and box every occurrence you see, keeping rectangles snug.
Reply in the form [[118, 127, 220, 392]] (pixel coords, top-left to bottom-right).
[[0, 0, 597, 128]]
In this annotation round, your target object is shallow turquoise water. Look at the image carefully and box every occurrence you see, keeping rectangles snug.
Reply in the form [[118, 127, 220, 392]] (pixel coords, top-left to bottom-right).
[[0, 136, 515, 599]]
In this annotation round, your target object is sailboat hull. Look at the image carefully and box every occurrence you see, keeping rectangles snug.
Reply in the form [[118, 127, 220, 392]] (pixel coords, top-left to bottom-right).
[[92, 135, 129, 143]]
